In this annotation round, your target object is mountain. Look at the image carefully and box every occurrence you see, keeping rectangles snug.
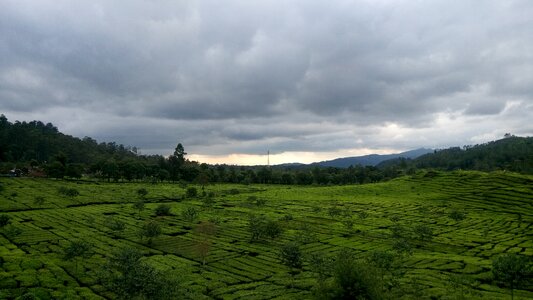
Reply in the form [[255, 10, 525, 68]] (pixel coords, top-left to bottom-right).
[[274, 148, 433, 169], [409, 136, 532, 173], [312, 148, 433, 168]]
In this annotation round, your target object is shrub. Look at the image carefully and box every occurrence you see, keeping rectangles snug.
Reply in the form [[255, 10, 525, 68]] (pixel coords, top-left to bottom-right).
[[328, 206, 342, 217], [448, 209, 466, 221], [314, 249, 382, 300], [155, 204, 172, 216], [492, 254, 533, 299], [137, 188, 148, 199], [248, 215, 283, 241], [101, 247, 183, 299], [280, 242, 303, 271], [186, 187, 198, 198], [33, 196, 46, 206], [181, 207, 199, 222], [0, 214, 11, 227], [106, 217, 126, 237], [413, 224, 433, 241], [58, 187, 79, 198], [139, 221, 162, 245]]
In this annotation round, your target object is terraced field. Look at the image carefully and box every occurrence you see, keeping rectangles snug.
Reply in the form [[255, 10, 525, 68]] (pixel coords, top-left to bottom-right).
[[1, 170, 532, 299]]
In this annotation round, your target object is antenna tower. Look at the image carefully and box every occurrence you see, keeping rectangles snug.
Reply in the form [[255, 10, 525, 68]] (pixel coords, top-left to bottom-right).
[[267, 150, 270, 167]]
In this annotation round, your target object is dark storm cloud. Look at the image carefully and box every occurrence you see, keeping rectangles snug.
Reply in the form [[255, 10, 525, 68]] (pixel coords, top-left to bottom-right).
[[1, 0, 532, 159]]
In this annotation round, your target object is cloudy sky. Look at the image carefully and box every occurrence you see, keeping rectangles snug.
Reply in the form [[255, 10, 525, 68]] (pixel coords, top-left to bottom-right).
[[1, 0, 532, 165]]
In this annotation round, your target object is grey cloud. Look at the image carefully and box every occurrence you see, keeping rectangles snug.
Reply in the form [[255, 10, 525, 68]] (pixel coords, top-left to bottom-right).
[[1, 0, 532, 160]]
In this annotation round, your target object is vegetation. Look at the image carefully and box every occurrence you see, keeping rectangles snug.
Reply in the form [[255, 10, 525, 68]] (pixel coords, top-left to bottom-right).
[[0, 116, 532, 299]]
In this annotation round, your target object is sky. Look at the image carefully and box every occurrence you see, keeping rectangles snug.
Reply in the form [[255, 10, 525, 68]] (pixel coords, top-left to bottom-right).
[[1, 0, 532, 165]]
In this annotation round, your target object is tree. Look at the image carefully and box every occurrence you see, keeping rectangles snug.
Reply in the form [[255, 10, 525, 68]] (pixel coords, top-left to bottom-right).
[[248, 215, 282, 242], [181, 207, 199, 222], [194, 221, 217, 266], [139, 221, 162, 245], [492, 254, 532, 300], [63, 240, 92, 272], [0, 214, 11, 227], [413, 224, 433, 242], [101, 247, 183, 299], [132, 200, 145, 218], [33, 196, 46, 206], [280, 242, 303, 271], [314, 249, 382, 300], [106, 217, 126, 238], [186, 187, 198, 198], [137, 188, 148, 199], [155, 204, 172, 216]]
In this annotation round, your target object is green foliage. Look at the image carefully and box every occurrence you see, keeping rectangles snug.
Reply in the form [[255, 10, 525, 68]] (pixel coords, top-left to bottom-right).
[[33, 196, 46, 206], [309, 252, 333, 283], [492, 254, 533, 299], [314, 249, 383, 300], [105, 217, 126, 237], [328, 206, 342, 217], [3, 224, 22, 238], [102, 247, 183, 299], [132, 200, 145, 215], [449, 209, 467, 221], [392, 238, 413, 256], [228, 188, 240, 195], [57, 187, 79, 198], [139, 221, 162, 245], [447, 274, 481, 299], [63, 240, 92, 261], [357, 211, 369, 220], [390, 223, 405, 238], [136, 188, 148, 199], [155, 204, 172, 216], [413, 224, 433, 241], [63, 240, 92, 272], [181, 207, 199, 222], [248, 215, 283, 242], [280, 242, 303, 270], [0, 214, 11, 227], [186, 187, 198, 198]]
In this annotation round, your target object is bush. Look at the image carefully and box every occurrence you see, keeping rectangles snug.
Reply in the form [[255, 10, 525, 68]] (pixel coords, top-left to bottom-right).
[[280, 242, 303, 270], [413, 224, 433, 241], [186, 187, 198, 198], [449, 209, 466, 221], [33, 196, 46, 206], [155, 204, 172, 216], [181, 207, 199, 222], [492, 253, 533, 299], [314, 249, 382, 300], [57, 187, 79, 198], [137, 188, 148, 199], [248, 215, 283, 241], [101, 247, 183, 299], [105, 217, 126, 237], [139, 221, 162, 245], [0, 214, 11, 227]]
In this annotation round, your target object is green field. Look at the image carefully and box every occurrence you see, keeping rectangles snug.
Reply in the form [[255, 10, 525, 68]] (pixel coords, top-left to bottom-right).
[[1, 170, 532, 299]]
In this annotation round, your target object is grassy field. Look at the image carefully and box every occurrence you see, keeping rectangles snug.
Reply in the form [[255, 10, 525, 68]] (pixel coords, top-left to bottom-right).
[[1, 170, 532, 299]]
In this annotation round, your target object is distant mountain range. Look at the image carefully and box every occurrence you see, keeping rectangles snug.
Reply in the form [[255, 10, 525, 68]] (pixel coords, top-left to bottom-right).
[[276, 148, 433, 168]]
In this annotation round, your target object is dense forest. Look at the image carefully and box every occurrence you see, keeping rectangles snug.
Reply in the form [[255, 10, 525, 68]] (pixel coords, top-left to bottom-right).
[[1, 115, 531, 185], [380, 135, 533, 174]]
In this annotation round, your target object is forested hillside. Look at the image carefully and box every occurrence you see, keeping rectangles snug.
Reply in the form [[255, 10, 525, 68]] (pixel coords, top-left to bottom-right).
[[1, 115, 532, 184], [379, 136, 533, 174]]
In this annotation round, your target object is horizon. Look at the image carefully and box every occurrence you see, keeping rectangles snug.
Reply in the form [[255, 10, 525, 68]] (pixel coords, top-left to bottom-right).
[[1, 1, 532, 165]]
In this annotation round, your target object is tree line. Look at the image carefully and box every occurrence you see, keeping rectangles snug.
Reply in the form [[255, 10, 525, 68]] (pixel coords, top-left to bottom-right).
[[1, 115, 531, 184]]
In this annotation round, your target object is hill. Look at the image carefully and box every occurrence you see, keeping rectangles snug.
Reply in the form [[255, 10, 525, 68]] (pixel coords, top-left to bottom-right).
[[312, 148, 433, 168], [0, 171, 532, 298], [378, 136, 533, 174]]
